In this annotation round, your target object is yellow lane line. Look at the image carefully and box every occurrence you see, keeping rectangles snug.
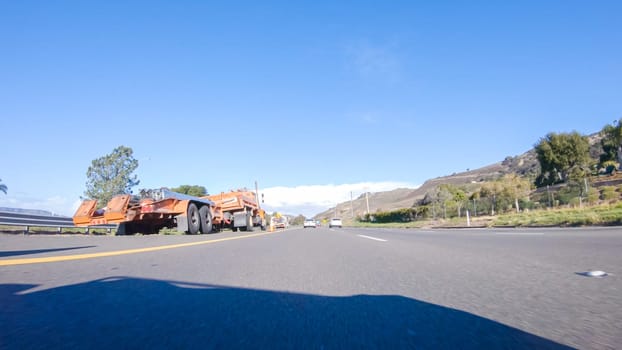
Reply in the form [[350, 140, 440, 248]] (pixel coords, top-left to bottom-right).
[[0, 231, 275, 266]]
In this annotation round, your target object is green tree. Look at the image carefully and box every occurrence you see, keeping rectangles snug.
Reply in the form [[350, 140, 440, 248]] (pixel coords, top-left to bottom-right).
[[599, 119, 622, 169], [534, 132, 591, 186], [435, 184, 453, 219], [84, 146, 140, 205], [452, 187, 467, 217], [437, 185, 453, 219], [0, 178, 7, 194], [170, 185, 207, 197], [420, 187, 443, 219], [501, 174, 533, 213], [478, 181, 503, 215], [428, 184, 468, 218], [290, 214, 306, 226], [469, 191, 481, 216]]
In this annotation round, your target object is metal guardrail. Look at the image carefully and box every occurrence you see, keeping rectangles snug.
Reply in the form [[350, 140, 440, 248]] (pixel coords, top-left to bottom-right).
[[0, 210, 116, 233]]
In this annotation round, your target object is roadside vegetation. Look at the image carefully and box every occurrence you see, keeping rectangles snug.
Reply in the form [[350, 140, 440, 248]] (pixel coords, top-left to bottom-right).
[[356, 119, 622, 228], [493, 203, 622, 227]]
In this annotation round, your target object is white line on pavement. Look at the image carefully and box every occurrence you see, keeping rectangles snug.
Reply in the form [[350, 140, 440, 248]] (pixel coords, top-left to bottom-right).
[[357, 234, 387, 242], [494, 231, 545, 235]]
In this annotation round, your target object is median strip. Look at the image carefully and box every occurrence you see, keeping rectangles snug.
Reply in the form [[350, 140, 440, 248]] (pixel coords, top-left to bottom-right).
[[357, 234, 387, 242], [0, 232, 275, 266]]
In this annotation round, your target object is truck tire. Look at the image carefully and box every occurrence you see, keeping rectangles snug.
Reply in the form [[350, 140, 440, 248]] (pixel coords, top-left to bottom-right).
[[199, 205, 213, 234], [187, 203, 201, 234]]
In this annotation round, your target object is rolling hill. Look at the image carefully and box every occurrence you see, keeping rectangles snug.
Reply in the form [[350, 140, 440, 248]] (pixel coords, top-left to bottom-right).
[[315, 132, 603, 221]]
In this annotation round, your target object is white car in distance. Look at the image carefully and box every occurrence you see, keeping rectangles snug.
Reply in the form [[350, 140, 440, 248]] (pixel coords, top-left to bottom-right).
[[329, 218, 342, 228], [303, 219, 317, 228]]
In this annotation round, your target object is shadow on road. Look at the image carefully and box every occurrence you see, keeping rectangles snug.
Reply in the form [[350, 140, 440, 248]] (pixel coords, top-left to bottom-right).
[[0, 246, 97, 258], [0, 277, 574, 349]]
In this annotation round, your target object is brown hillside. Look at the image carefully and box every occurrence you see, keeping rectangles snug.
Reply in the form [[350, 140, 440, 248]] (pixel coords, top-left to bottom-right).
[[316, 132, 603, 221]]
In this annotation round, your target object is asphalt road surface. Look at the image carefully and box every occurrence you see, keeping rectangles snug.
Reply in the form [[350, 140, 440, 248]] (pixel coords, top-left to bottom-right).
[[1, 227, 620, 349]]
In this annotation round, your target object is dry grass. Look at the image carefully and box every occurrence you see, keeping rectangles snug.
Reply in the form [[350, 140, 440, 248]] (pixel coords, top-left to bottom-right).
[[350, 204, 622, 229]]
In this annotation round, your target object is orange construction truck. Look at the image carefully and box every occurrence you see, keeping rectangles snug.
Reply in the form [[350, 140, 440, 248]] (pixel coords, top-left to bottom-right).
[[73, 188, 219, 235], [73, 187, 266, 235], [207, 189, 266, 232]]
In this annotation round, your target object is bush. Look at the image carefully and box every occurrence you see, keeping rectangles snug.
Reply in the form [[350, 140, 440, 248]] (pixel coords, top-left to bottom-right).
[[373, 208, 415, 223], [587, 188, 600, 204], [519, 198, 537, 210], [601, 186, 618, 201], [557, 184, 582, 205]]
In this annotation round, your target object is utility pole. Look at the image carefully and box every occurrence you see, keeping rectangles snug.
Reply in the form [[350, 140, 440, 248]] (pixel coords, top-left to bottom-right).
[[254, 181, 261, 209], [365, 191, 370, 216]]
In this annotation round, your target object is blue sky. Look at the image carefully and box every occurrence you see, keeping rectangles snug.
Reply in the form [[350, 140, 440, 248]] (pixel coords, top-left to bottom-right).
[[1, 1, 620, 217]]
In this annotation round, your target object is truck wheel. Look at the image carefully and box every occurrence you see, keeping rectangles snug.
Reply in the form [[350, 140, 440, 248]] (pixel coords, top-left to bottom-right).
[[187, 203, 201, 234], [199, 205, 213, 234]]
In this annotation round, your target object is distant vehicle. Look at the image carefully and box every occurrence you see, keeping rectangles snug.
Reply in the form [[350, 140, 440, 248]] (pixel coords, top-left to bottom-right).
[[271, 215, 288, 229], [329, 218, 342, 228], [303, 219, 317, 228]]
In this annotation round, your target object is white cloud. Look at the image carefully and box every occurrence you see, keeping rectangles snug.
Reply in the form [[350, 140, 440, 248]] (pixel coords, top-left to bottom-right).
[[261, 182, 418, 217], [0, 193, 81, 217]]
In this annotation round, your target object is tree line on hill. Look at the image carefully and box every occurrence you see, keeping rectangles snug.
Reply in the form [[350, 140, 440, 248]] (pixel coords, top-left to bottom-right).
[[359, 119, 622, 223]]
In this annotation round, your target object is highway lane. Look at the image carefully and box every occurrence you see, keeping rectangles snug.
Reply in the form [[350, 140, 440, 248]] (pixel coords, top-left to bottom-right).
[[335, 226, 622, 349], [1, 227, 620, 349]]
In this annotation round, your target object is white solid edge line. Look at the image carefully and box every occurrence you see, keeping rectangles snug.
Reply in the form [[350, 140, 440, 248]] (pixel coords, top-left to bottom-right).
[[357, 234, 387, 242]]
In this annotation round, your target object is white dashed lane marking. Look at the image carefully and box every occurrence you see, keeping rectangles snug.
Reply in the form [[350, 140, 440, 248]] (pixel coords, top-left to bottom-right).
[[357, 234, 387, 242]]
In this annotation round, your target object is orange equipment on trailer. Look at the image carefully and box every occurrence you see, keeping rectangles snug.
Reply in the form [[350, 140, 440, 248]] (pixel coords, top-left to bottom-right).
[[73, 188, 219, 235]]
